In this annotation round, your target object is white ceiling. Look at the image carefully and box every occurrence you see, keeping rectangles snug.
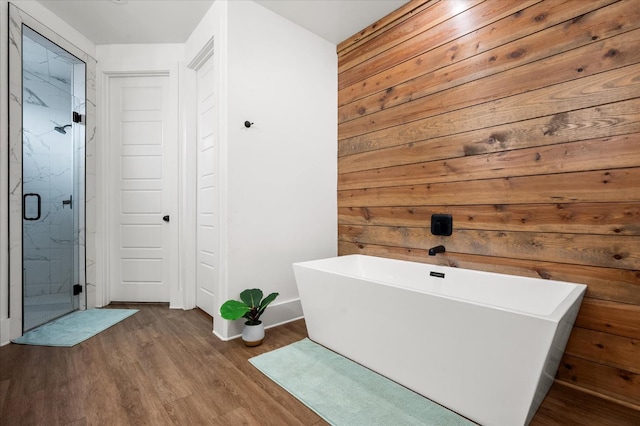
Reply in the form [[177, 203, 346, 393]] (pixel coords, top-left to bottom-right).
[[254, 0, 409, 45], [36, 0, 409, 46]]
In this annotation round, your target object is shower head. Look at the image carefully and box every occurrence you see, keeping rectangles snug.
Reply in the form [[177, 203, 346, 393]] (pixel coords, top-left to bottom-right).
[[54, 124, 72, 134]]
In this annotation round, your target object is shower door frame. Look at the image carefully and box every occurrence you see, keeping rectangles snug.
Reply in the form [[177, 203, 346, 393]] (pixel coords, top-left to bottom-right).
[[7, 4, 97, 340]]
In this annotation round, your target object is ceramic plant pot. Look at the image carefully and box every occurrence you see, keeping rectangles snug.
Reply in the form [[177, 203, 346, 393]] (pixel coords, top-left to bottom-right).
[[242, 322, 265, 346]]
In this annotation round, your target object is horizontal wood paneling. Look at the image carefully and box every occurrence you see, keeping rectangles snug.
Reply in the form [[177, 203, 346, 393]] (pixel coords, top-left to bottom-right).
[[339, 0, 632, 112], [339, 225, 640, 269], [337, 0, 481, 74], [339, 0, 622, 104], [565, 327, 640, 374], [339, 100, 640, 173], [338, 203, 640, 235], [557, 355, 640, 408], [575, 298, 640, 339], [339, 168, 640, 207], [337, 0, 438, 59], [340, 0, 544, 88], [339, 62, 640, 142], [338, 0, 640, 409], [341, 24, 640, 124], [339, 135, 640, 190]]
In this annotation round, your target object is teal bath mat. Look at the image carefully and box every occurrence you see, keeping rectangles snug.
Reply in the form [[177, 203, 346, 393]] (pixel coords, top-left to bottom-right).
[[249, 338, 474, 426], [12, 308, 138, 347]]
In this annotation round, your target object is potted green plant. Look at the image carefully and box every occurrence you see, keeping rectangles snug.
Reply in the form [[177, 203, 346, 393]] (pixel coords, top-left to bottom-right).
[[220, 288, 279, 346]]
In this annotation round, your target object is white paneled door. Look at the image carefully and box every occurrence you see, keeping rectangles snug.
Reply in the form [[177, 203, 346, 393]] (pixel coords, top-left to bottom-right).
[[196, 55, 218, 316], [109, 75, 177, 302]]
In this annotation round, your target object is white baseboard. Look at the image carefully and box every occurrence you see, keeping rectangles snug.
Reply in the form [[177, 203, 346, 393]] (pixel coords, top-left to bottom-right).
[[219, 297, 304, 341]]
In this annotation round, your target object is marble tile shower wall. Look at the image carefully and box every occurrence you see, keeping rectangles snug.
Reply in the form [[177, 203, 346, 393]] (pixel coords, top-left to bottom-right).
[[22, 36, 75, 298]]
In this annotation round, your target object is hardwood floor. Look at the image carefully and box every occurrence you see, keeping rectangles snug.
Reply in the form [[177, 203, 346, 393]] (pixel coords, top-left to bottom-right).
[[0, 304, 638, 425]]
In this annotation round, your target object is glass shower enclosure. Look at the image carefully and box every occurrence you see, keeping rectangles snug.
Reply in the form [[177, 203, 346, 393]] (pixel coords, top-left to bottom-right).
[[21, 26, 86, 331]]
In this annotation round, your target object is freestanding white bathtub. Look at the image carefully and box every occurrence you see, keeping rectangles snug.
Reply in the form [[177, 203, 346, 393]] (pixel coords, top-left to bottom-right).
[[293, 255, 586, 426]]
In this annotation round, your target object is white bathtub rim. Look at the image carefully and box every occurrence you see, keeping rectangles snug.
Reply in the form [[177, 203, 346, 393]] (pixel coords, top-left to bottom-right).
[[293, 254, 587, 321]]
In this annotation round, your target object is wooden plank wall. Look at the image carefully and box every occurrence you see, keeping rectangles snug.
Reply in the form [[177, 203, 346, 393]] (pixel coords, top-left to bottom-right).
[[337, 0, 640, 408]]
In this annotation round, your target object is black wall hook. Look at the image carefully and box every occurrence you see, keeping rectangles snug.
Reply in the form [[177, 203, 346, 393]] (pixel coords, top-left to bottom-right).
[[244, 121, 254, 128]]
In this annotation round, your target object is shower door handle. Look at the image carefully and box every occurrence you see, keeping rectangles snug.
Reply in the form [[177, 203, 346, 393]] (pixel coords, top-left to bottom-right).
[[62, 195, 72, 209], [23, 193, 41, 221]]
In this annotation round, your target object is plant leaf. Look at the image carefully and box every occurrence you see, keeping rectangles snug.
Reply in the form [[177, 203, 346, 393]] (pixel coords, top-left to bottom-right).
[[260, 292, 279, 310], [220, 300, 250, 320], [240, 289, 263, 308], [256, 292, 279, 318]]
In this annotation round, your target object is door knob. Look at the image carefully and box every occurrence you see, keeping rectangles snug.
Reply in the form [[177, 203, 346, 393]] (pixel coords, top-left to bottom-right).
[[163, 215, 170, 222]]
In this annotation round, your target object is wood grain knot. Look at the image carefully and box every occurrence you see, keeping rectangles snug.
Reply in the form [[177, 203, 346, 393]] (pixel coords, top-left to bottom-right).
[[509, 49, 525, 59], [534, 13, 547, 22]]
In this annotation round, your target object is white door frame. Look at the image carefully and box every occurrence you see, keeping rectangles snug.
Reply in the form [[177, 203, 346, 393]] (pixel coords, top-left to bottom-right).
[[100, 69, 183, 308], [189, 39, 217, 317], [185, 37, 229, 328]]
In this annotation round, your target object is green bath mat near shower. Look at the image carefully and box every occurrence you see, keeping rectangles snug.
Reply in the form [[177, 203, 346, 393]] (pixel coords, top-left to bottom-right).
[[249, 338, 474, 426], [12, 308, 138, 347]]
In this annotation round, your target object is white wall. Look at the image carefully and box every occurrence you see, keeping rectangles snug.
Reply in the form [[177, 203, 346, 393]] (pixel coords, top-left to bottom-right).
[[185, 0, 337, 340], [96, 44, 185, 74], [224, 1, 337, 338]]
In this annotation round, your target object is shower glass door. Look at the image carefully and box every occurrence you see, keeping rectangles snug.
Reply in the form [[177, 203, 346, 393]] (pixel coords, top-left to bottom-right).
[[22, 26, 85, 331]]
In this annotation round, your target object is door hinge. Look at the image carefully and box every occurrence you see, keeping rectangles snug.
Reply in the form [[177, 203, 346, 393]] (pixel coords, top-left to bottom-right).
[[73, 284, 83, 295]]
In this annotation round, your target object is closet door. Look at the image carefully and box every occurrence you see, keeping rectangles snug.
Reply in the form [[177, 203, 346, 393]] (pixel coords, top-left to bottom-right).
[[196, 55, 219, 317]]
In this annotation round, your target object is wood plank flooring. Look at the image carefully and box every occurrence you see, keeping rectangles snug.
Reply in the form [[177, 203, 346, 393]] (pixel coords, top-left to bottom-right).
[[0, 303, 639, 425]]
